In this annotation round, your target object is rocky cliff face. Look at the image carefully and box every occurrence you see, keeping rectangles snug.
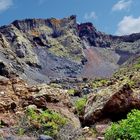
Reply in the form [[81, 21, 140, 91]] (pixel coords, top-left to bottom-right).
[[0, 15, 140, 84]]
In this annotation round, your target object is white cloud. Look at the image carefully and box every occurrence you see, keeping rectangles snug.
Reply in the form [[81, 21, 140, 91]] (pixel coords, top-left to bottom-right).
[[0, 0, 13, 12], [84, 11, 97, 20], [116, 16, 140, 35], [112, 0, 132, 11]]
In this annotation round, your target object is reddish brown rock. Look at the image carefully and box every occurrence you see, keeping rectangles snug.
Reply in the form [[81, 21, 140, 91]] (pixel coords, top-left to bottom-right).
[[84, 83, 140, 125], [0, 76, 80, 128]]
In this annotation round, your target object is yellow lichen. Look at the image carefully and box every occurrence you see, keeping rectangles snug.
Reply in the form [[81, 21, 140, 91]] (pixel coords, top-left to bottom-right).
[[50, 18, 61, 27], [31, 29, 40, 37]]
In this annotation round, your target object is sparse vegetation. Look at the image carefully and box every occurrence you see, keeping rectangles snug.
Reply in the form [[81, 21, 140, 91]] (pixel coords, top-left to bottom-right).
[[31, 29, 40, 37], [48, 42, 68, 57], [134, 59, 140, 69], [49, 83, 62, 88], [25, 108, 67, 137], [67, 88, 81, 96], [67, 89, 75, 95], [105, 109, 140, 140], [75, 97, 87, 115], [91, 79, 109, 88], [17, 128, 25, 136], [0, 136, 3, 140], [127, 79, 135, 87]]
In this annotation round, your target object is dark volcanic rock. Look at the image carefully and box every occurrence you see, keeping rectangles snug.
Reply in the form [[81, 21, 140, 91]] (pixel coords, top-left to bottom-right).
[[120, 33, 140, 43], [0, 61, 15, 78], [78, 22, 112, 48]]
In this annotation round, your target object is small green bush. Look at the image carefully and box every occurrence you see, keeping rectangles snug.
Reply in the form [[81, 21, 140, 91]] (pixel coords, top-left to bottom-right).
[[67, 88, 81, 96], [17, 128, 25, 136], [67, 89, 75, 95], [26, 108, 67, 137], [105, 109, 140, 140], [0, 136, 3, 140], [75, 97, 87, 115], [127, 79, 135, 87], [134, 63, 140, 69], [133, 58, 140, 69], [91, 79, 108, 88]]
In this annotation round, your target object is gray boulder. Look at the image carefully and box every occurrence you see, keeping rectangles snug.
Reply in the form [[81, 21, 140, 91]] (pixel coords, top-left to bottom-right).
[[38, 135, 53, 140]]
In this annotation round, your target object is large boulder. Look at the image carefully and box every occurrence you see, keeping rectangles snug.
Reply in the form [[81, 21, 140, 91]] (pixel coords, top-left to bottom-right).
[[83, 83, 140, 125]]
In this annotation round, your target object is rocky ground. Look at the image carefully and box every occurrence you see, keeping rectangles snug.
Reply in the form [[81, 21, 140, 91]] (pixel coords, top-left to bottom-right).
[[0, 16, 140, 140], [0, 57, 140, 140]]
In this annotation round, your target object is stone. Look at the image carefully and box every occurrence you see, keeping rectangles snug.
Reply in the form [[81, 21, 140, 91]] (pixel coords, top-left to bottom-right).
[[16, 47, 26, 58], [82, 126, 90, 134], [4, 136, 15, 140], [0, 91, 5, 95], [0, 62, 11, 77], [95, 124, 109, 135], [97, 137, 104, 140], [26, 104, 37, 110], [84, 83, 140, 125], [38, 135, 53, 140], [4, 136, 36, 140], [57, 123, 82, 140]]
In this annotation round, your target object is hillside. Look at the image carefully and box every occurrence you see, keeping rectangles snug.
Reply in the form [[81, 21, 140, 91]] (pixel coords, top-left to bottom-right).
[[0, 16, 140, 84]]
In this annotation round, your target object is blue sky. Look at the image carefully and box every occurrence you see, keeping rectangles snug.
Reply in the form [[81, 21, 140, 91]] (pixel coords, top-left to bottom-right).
[[0, 0, 140, 35]]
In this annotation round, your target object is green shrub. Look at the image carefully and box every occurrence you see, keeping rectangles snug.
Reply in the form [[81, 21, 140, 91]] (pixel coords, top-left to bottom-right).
[[26, 108, 67, 137], [0, 136, 3, 140], [127, 79, 135, 87], [91, 79, 109, 88], [67, 89, 81, 96], [67, 89, 75, 95], [134, 63, 140, 69], [75, 97, 87, 115], [105, 109, 140, 140], [49, 83, 62, 88], [17, 128, 25, 136]]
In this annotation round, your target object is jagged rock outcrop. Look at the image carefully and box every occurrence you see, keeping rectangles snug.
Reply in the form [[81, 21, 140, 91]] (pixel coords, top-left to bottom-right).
[[83, 83, 140, 126], [0, 15, 85, 84], [78, 23, 113, 48]]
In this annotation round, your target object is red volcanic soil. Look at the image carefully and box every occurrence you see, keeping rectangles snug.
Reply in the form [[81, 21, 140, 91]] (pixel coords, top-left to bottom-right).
[[85, 47, 101, 65], [81, 47, 118, 78]]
